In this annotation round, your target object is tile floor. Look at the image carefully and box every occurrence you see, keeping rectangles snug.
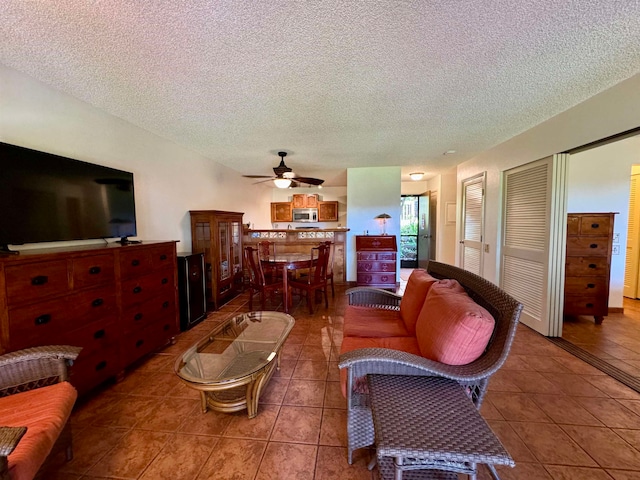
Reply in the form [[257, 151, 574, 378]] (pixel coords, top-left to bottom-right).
[[43, 282, 640, 479]]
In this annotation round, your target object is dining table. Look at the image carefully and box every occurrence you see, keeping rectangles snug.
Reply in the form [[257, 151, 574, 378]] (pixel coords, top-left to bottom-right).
[[260, 252, 313, 313]]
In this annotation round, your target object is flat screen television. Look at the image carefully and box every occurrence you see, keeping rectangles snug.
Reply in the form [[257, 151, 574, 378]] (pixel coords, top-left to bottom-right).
[[0, 142, 137, 249]]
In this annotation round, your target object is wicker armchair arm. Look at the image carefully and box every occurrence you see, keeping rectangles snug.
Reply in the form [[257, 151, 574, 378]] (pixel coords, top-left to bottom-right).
[[0, 427, 27, 457], [338, 348, 494, 383], [345, 287, 402, 308], [0, 346, 82, 391]]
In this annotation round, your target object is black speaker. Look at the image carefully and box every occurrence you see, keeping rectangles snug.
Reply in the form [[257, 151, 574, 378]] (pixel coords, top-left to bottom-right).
[[177, 252, 207, 331]]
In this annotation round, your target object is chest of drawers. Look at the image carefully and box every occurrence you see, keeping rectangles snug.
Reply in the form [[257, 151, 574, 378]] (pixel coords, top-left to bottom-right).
[[0, 241, 179, 393], [564, 213, 616, 324], [355, 235, 398, 290]]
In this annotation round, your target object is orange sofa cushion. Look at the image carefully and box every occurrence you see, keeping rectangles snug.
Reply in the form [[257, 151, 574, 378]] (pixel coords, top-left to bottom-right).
[[2, 382, 77, 480], [415, 279, 495, 366], [339, 336, 421, 397], [343, 305, 409, 338], [399, 269, 438, 335]]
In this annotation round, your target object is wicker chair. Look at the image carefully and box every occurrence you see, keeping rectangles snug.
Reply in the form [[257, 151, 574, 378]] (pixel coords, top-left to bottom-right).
[[0, 345, 81, 480], [338, 261, 523, 464]]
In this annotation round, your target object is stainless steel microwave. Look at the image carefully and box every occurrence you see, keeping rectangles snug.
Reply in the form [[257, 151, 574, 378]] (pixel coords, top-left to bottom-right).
[[292, 208, 318, 222]]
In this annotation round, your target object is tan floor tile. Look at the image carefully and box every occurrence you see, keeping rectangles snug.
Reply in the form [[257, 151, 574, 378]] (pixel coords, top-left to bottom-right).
[[485, 392, 552, 422], [86, 429, 172, 478], [71, 391, 127, 426], [576, 397, 640, 429], [540, 372, 609, 397], [93, 395, 161, 428], [177, 404, 233, 436], [522, 355, 573, 373], [607, 470, 640, 479], [56, 425, 129, 474], [283, 378, 326, 407], [487, 420, 537, 463], [530, 394, 604, 426], [271, 405, 323, 444], [298, 344, 333, 362], [324, 381, 347, 409], [491, 462, 553, 479], [137, 397, 199, 431], [543, 465, 615, 479], [293, 360, 330, 380], [196, 438, 266, 480], [281, 342, 303, 360], [585, 376, 640, 400], [319, 408, 347, 446], [487, 369, 524, 392], [562, 425, 640, 470], [223, 403, 279, 439], [505, 370, 564, 395], [272, 358, 296, 379], [255, 442, 318, 480], [509, 422, 596, 466], [315, 446, 372, 480], [327, 361, 341, 381], [480, 399, 505, 421], [139, 433, 216, 480], [260, 377, 290, 405]]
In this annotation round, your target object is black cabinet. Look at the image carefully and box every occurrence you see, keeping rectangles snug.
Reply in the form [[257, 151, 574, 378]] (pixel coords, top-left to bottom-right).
[[177, 252, 207, 330]]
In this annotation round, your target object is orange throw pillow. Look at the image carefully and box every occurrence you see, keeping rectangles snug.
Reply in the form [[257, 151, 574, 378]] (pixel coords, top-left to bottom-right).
[[399, 269, 438, 335], [415, 279, 495, 365]]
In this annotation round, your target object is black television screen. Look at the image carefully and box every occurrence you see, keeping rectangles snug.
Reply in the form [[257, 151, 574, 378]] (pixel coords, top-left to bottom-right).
[[0, 142, 137, 246]]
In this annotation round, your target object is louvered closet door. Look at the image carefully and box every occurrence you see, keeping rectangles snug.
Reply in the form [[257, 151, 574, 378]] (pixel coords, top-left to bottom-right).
[[625, 174, 640, 298], [461, 174, 485, 275], [501, 155, 569, 337]]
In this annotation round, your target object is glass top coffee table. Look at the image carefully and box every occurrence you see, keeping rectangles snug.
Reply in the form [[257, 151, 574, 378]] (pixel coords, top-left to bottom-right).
[[174, 311, 295, 418]]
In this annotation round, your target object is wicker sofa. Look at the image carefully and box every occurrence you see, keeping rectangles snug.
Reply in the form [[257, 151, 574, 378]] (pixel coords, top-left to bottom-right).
[[338, 261, 523, 463], [0, 345, 81, 480]]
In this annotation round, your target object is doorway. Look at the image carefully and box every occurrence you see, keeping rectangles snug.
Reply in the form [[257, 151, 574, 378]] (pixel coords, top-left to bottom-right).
[[400, 193, 433, 268]]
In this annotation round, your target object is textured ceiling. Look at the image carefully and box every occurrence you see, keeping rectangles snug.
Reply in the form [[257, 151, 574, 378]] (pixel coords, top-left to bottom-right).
[[1, 1, 640, 186]]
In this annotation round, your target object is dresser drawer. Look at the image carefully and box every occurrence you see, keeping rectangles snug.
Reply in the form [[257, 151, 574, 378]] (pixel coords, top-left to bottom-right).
[[7, 286, 118, 350], [148, 245, 175, 270], [356, 252, 396, 262], [566, 236, 610, 256], [5, 260, 69, 305], [564, 276, 608, 296], [71, 344, 121, 394], [122, 294, 177, 334], [72, 254, 115, 289], [121, 268, 175, 309], [122, 315, 176, 366], [578, 215, 613, 235], [65, 317, 119, 357], [119, 249, 153, 279], [357, 261, 396, 273], [564, 296, 608, 315], [357, 272, 396, 286], [565, 256, 610, 276]]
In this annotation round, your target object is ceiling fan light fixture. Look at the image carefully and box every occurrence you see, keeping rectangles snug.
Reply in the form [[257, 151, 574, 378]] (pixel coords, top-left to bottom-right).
[[273, 178, 292, 189], [409, 172, 424, 181]]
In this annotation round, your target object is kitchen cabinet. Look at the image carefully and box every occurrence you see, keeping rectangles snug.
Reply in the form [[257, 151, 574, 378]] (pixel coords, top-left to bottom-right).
[[564, 212, 616, 324], [190, 210, 244, 310], [318, 201, 338, 222], [292, 194, 318, 208], [271, 202, 293, 222], [356, 235, 397, 290]]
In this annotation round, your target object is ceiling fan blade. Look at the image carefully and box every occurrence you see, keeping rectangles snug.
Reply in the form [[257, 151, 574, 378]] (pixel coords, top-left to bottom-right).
[[292, 177, 325, 186], [243, 175, 273, 179]]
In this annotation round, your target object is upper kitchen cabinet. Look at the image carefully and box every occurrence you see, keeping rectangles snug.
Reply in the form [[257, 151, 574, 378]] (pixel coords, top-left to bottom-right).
[[271, 202, 293, 222], [292, 194, 318, 208], [318, 201, 339, 222]]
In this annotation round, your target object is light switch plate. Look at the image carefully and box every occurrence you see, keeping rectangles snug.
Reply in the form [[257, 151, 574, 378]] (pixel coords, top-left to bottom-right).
[[613, 245, 620, 255], [613, 233, 620, 244]]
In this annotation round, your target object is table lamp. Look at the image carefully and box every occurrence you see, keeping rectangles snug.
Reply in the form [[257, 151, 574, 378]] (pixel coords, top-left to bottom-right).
[[375, 213, 391, 235]]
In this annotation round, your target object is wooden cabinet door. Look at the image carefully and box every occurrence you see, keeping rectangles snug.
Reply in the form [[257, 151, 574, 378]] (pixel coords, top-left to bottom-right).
[[292, 194, 318, 208], [271, 203, 292, 222], [318, 201, 338, 221]]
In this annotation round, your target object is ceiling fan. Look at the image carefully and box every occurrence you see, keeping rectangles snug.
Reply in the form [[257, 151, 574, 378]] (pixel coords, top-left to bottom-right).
[[243, 151, 324, 188]]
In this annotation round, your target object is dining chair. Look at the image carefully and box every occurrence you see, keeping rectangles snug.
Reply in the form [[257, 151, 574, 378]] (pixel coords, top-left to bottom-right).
[[288, 244, 330, 314], [244, 246, 284, 310], [256, 241, 281, 281], [323, 241, 335, 298]]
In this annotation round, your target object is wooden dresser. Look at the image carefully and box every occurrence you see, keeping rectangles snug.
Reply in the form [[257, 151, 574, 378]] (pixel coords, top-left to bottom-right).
[[0, 241, 179, 393], [355, 235, 398, 290], [564, 213, 616, 324]]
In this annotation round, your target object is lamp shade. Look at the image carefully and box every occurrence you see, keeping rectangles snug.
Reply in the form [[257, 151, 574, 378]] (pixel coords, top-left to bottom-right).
[[409, 172, 424, 181], [374, 213, 391, 220], [273, 178, 292, 188]]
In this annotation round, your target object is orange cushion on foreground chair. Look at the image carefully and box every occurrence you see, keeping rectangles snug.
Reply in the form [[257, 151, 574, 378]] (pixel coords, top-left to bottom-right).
[[343, 305, 410, 338], [399, 269, 438, 335], [2, 382, 77, 480], [415, 279, 495, 366]]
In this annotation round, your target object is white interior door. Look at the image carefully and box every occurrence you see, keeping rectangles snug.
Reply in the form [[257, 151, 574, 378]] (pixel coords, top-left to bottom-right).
[[625, 174, 640, 298], [460, 174, 485, 275], [500, 154, 569, 337]]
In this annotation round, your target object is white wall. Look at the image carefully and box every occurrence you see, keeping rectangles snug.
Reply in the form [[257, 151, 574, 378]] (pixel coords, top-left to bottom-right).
[[346, 167, 401, 281], [457, 73, 640, 285], [0, 65, 272, 251], [436, 168, 457, 264], [568, 136, 640, 308]]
